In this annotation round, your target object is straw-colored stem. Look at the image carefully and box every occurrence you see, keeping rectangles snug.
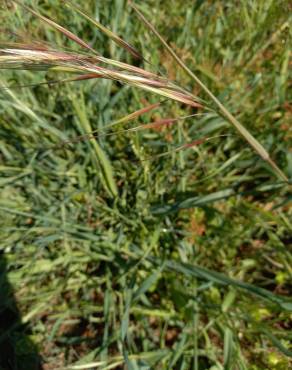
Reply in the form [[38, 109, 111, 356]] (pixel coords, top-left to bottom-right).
[[130, 3, 288, 182]]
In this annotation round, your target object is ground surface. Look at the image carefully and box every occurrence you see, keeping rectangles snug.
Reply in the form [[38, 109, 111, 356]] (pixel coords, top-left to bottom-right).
[[0, 1, 291, 369]]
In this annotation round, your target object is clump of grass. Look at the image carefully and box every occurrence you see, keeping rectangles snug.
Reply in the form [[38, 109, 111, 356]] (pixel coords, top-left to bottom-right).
[[0, 1, 291, 369], [0, 0, 288, 181]]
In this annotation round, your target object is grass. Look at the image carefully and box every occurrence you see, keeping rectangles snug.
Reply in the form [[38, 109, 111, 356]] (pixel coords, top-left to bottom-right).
[[0, 0, 291, 369]]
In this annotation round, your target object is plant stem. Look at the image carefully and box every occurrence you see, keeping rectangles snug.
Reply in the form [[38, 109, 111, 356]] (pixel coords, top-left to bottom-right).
[[130, 2, 288, 182]]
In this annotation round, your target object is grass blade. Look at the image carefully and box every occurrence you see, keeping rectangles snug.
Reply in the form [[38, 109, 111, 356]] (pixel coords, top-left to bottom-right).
[[132, 265, 163, 302], [223, 328, 234, 370], [64, 0, 143, 60], [70, 91, 118, 198], [13, 0, 98, 55], [149, 258, 292, 311], [49, 102, 162, 148]]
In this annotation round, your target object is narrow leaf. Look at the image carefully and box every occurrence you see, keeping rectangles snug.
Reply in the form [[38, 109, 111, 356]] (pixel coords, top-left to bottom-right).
[[14, 0, 98, 54], [132, 266, 163, 302], [64, 0, 143, 60], [152, 258, 292, 311], [223, 328, 234, 370], [50, 102, 162, 149]]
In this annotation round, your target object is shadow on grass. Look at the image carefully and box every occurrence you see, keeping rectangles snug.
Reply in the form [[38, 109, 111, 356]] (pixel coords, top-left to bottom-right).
[[0, 252, 42, 370]]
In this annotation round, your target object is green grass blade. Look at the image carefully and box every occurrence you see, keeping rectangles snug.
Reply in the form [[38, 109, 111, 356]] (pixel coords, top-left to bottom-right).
[[70, 92, 118, 198], [14, 0, 98, 54], [149, 258, 292, 311], [64, 1, 143, 60], [132, 266, 163, 303], [260, 329, 292, 357], [223, 328, 234, 370]]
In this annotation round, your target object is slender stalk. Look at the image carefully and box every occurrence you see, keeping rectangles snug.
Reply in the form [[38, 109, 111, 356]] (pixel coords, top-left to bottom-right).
[[193, 281, 198, 370], [130, 2, 288, 182]]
